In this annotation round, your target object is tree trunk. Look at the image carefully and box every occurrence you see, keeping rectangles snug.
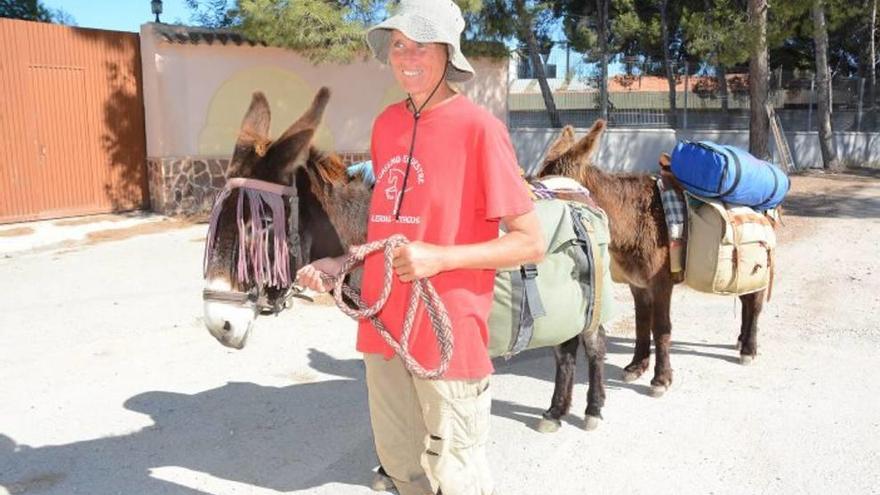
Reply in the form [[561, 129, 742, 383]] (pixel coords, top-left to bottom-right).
[[598, 0, 610, 121], [719, 64, 730, 113], [748, 0, 770, 159], [660, 0, 678, 128], [869, 0, 877, 113], [702, 0, 729, 113], [525, 29, 562, 127], [514, 0, 561, 128], [812, 0, 841, 170]]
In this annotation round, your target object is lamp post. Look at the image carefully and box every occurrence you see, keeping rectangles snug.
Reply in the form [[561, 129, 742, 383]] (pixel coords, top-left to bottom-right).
[[151, 0, 163, 23]]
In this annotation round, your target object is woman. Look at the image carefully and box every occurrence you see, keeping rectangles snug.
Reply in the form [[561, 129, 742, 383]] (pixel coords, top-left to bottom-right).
[[296, 1, 543, 493]]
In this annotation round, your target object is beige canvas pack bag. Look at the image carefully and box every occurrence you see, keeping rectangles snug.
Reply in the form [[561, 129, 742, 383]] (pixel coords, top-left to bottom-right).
[[684, 193, 777, 296]]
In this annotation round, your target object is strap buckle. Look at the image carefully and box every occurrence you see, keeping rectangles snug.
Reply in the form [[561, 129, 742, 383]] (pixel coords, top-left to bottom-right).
[[520, 264, 539, 279]]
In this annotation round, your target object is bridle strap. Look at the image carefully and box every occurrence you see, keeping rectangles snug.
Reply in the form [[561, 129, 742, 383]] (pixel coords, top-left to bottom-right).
[[202, 288, 256, 305], [225, 177, 295, 197]]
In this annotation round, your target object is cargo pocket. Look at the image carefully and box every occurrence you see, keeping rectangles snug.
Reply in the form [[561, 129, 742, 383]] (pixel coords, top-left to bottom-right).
[[423, 381, 492, 495], [447, 381, 491, 450]]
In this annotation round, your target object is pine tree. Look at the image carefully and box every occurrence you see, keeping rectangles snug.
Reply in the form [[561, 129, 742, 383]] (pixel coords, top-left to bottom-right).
[[811, 0, 842, 169], [748, 0, 770, 159], [0, 0, 74, 24], [236, 0, 377, 63], [469, 0, 562, 127]]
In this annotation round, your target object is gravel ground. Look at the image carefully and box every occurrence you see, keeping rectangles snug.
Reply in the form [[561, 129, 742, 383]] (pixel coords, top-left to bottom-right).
[[1, 168, 878, 495]]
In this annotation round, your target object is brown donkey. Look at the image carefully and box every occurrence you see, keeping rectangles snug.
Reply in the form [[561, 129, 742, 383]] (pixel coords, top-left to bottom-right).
[[203, 88, 370, 348], [536, 121, 767, 397]]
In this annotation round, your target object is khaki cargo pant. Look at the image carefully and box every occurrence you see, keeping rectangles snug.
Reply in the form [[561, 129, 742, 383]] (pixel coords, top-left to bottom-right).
[[364, 353, 494, 495]]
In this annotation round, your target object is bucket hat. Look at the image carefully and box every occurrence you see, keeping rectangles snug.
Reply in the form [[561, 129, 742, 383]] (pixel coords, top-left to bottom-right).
[[366, 0, 475, 82]]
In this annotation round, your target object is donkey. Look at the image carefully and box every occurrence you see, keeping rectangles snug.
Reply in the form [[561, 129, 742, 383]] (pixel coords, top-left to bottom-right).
[[203, 87, 606, 432], [536, 121, 768, 397], [202, 88, 370, 347]]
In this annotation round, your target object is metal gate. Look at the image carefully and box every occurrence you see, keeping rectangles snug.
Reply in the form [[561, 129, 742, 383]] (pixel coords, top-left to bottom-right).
[[0, 18, 147, 224]]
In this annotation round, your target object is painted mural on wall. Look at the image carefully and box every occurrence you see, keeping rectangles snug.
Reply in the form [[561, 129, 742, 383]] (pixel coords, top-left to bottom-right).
[[197, 66, 336, 155], [147, 66, 406, 216], [197, 66, 412, 158]]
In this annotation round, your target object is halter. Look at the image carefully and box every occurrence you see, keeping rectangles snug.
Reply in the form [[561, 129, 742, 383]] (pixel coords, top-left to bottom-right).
[[202, 177, 306, 314]]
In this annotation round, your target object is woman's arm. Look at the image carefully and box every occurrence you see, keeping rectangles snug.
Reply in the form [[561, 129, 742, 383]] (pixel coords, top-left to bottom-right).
[[391, 209, 544, 282]]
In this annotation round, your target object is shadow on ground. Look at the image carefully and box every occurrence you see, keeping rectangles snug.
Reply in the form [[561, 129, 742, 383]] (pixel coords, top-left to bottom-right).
[[784, 167, 880, 220], [490, 331, 747, 430], [0, 333, 754, 492], [0, 350, 377, 494]]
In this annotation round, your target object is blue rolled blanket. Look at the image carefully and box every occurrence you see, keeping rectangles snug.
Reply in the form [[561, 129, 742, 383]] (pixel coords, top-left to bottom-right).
[[670, 141, 789, 210]]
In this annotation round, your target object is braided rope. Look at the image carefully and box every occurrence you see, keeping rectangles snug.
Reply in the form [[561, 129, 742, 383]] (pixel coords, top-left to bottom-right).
[[321, 235, 454, 380]]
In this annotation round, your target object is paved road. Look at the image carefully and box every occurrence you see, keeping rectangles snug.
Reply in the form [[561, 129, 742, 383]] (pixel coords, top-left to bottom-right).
[[1, 171, 879, 494]]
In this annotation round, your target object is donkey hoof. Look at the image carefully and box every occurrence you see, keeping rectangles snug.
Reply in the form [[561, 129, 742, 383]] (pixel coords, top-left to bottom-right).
[[650, 384, 668, 398], [622, 370, 642, 383], [536, 417, 561, 433], [735, 340, 742, 351], [740, 354, 755, 366], [370, 468, 393, 492], [583, 415, 601, 431]]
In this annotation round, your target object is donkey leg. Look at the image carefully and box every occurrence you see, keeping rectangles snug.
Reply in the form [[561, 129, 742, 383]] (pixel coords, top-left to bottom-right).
[[582, 325, 607, 431], [623, 286, 653, 382], [538, 336, 579, 433], [738, 290, 765, 365], [648, 281, 674, 397]]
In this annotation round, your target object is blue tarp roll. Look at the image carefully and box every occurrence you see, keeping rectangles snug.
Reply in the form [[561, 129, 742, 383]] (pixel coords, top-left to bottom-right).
[[670, 141, 789, 210]]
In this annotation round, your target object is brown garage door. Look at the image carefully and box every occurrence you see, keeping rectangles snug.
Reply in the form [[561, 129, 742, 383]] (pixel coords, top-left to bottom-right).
[[0, 18, 147, 224]]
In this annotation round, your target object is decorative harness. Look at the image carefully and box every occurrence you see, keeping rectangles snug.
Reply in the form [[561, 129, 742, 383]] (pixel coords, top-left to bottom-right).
[[202, 177, 304, 313]]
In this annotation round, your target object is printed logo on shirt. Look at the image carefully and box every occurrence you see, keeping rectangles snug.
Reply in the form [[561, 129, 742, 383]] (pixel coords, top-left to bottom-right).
[[371, 154, 425, 224]]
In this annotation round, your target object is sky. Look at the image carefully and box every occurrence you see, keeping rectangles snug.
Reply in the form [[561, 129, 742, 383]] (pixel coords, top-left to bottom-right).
[[41, 0, 197, 33]]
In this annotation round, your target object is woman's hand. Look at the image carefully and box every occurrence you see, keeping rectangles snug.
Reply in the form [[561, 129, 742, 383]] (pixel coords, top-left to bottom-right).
[[392, 241, 446, 282], [295, 256, 345, 293]]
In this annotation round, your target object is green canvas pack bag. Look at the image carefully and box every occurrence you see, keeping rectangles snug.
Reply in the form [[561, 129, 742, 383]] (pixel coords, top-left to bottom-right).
[[488, 195, 615, 359]]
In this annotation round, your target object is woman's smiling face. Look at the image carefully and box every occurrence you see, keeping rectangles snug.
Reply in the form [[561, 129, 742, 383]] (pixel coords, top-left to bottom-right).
[[387, 30, 449, 102]]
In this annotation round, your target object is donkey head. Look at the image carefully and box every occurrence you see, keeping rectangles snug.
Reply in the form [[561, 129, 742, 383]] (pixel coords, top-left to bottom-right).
[[536, 120, 606, 181], [202, 87, 342, 349]]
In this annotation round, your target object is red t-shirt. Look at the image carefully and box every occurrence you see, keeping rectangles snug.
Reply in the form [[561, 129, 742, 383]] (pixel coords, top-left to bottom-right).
[[356, 95, 533, 379]]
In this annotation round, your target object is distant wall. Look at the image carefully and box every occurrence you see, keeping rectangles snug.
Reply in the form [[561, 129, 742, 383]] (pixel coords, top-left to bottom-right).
[[511, 128, 880, 175]]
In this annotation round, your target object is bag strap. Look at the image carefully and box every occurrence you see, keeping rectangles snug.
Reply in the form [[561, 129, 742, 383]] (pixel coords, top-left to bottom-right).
[[568, 204, 603, 336], [506, 264, 546, 357], [719, 145, 743, 198], [586, 231, 604, 335], [727, 207, 742, 292]]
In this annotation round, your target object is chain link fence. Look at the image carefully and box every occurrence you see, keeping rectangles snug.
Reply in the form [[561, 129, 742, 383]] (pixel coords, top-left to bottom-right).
[[508, 58, 880, 132]]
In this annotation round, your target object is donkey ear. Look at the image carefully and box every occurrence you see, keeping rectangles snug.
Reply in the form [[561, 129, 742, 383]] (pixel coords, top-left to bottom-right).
[[658, 152, 672, 169], [563, 119, 605, 163], [231, 92, 272, 168], [270, 87, 331, 172], [544, 125, 576, 162], [278, 87, 331, 142]]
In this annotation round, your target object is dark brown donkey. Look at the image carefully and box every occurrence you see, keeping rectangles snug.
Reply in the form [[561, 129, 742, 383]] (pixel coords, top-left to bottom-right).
[[536, 121, 768, 397], [203, 87, 607, 432], [203, 88, 370, 348]]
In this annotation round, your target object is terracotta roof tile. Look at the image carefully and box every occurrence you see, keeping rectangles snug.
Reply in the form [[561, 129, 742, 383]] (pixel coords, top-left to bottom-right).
[[150, 23, 266, 47]]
